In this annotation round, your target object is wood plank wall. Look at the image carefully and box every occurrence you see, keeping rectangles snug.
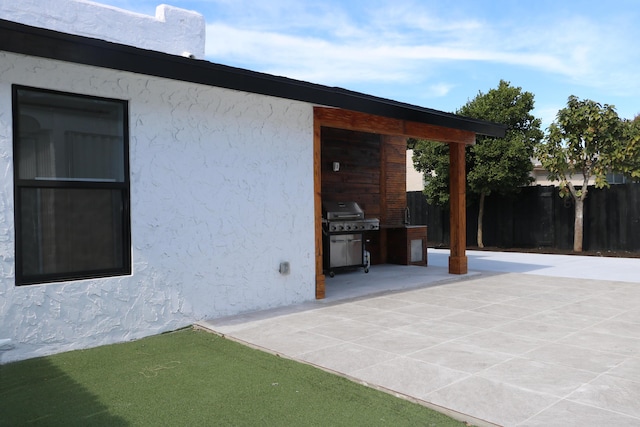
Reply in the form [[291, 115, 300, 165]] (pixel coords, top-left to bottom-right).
[[321, 127, 382, 217], [321, 127, 407, 264], [382, 135, 408, 227]]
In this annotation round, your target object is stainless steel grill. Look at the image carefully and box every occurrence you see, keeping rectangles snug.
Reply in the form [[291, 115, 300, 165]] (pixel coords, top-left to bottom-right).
[[322, 201, 379, 277]]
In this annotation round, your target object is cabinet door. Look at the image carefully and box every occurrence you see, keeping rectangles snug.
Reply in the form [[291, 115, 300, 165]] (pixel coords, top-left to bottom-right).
[[346, 234, 363, 266], [329, 236, 347, 268]]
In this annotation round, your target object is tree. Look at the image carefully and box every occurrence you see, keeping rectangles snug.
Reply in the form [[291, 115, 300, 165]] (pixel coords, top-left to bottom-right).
[[536, 95, 624, 252], [410, 138, 451, 206], [614, 115, 640, 181], [412, 80, 543, 248]]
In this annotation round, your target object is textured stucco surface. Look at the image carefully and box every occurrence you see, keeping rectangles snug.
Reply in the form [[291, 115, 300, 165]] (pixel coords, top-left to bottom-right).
[[0, 0, 205, 58], [406, 149, 425, 192], [0, 51, 316, 363]]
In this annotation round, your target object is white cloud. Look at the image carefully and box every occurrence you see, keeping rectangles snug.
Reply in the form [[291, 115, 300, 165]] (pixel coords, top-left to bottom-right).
[[199, 0, 640, 115], [95, 0, 640, 99], [205, 24, 418, 85], [205, 20, 577, 88], [426, 83, 456, 97]]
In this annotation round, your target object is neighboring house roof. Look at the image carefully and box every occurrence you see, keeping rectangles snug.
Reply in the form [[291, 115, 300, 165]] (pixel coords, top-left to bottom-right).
[[0, 18, 506, 138]]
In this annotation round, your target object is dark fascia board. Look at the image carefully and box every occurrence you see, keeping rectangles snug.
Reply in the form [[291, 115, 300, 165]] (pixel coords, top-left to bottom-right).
[[0, 18, 506, 137]]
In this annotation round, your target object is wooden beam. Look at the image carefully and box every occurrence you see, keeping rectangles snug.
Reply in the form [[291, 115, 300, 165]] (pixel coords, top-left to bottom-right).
[[404, 121, 475, 145], [448, 142, 468, 274], [314, 107, 476, 145]]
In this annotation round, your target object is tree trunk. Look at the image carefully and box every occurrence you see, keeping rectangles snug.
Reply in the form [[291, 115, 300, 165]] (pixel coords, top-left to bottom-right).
[[573, 198, 584, 252], [569, 175, 589, 253], [477, 191, 485, 249]]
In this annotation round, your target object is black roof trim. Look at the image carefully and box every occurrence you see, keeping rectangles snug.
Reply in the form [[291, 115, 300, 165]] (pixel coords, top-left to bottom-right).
[[0, 18, 506, 137]]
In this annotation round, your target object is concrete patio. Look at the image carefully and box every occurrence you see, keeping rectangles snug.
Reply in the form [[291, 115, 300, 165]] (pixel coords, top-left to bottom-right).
[[198, 249, 640, 426]]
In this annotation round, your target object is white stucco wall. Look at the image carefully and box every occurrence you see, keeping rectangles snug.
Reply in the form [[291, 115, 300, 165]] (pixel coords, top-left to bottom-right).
[[0, 0, 205, 59], [0, 51, 316, 363], [406, 149, 425, 192]]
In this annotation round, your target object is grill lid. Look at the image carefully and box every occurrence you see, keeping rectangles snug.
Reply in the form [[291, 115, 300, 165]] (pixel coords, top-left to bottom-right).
[[322, 201, 364, 220]]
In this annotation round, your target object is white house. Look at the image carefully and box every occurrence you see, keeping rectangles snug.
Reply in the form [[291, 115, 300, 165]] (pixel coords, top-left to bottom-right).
[[0, 0, 205, 58], [406, 149, 426, 192], [0, 1, 504, 363]]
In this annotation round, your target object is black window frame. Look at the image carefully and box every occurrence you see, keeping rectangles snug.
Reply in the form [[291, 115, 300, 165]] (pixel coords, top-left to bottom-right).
[[12, 85, 131, 286]]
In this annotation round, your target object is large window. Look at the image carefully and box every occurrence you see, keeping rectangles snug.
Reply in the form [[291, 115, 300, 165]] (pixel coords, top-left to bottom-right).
[[13, 86, 131, 285]]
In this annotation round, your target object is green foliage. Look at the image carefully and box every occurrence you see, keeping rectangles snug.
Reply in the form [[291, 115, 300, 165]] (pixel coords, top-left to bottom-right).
[[410, 138, 450, 205], [412, 80, 543, 207], [460, 80, 543, 198], [615, 115, 640, 180], [535, 95, 624, 199]]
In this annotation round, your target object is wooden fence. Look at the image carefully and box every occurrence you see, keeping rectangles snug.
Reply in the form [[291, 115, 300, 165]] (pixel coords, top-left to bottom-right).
[[407, 183, 640, 252]]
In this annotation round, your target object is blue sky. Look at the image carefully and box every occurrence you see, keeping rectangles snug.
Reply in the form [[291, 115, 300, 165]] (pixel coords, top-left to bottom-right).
[[99, 0, 639, 129]]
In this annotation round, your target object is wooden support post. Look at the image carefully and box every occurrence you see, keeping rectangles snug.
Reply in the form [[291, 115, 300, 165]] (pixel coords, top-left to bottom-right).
[[314, 115, 325, 299], [449, 142, 468, 274]]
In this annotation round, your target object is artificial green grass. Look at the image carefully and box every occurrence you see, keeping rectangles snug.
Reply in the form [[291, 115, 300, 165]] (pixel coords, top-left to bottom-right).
[[0, 328, 466, 426]]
